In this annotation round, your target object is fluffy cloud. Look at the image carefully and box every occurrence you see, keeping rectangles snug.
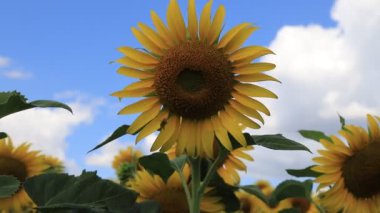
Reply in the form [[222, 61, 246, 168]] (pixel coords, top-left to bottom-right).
[[1, 70, 33, 79], [85, 134, 156, 167], [242, 0, 380, 182], [0, 92, 103, 174], [0, 56, 10, 68]]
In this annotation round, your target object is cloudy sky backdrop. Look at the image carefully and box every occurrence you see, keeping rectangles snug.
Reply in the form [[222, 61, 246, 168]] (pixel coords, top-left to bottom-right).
[[0, 0, 379, 184]]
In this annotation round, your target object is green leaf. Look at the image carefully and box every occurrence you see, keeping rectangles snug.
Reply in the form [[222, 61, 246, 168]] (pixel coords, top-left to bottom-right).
[[209, 174, 240, 212], [88, 125, 130, 153], [170, 155, 187, 173], [139, 153, 174, 183], [0, 91, 72, 119], [286, 166, 322, 178], [339, 114, 346, 128], [270, 180, 310, 205], [298, 130, 332, 142], [252, 134, 311, 153], [0, 175, 20, 198], [240, 185, 268, 204], [24, 171, 139, 212], [0, 132, 7, 139]]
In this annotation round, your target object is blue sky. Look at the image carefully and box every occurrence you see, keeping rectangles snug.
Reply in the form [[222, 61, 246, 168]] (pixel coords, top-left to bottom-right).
[[1, 0, 379, 183]]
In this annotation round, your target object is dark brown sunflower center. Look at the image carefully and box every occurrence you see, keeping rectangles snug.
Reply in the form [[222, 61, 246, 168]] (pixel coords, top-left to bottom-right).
[[0, 156, 28, 182], [155, 41, 234, 120], [290, 198, 311, 213], [342, 142, 380, 198], [152, 188, 188, 213]]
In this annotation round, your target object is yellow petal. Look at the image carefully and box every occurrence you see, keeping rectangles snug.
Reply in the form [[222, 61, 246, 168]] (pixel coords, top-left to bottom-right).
[[219, 110, 246, 146], [224, 26, 257, 53], [117, 67, 155, 79], [111, 87, 155, 98], [150, 10, 175, 47], [188, 0, 198, 40], [233, 63, 276, 74], [314, 172, 341, 184], [225, 104, 261, 128], [232, 91, 270, 116], [118, 46, 159, 64], [160, 124, 180, 152], [118, 97, 160, 115], [207, 5, 225, 45], [367, 114, 380, 140], [218, 23, 251, 48], [227, 156, 247, 171], [151, 116, 179, 151], [312, 165, 340, 173], [230, 100, 264, 124], [131, 27, 163, 56], [136, 110, 169, 143], [199, 0, 213, 41], [186, 121, 198, 156], [234, 83, 278, 98], [233, 148, 254, 161], [201, 119, 215, 158], [137, 23, 170, 49], [176, 119, 189, 155], [127, 103, 161, 134], [211, 115, 232, 150], [167, 0, 186, 42], [235, 73, 280, 83], [229, 46, 273, 62], [124, 79, 154, 91], [116, 57, 156, 69]]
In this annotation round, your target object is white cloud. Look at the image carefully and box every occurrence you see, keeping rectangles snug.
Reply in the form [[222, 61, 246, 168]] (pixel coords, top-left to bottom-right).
[[85, 134, 156, 167], [0, 92, 103, 174], [241, 0, 380, 182], [0, 56, 10, 68], [1, 70, 33, 79]]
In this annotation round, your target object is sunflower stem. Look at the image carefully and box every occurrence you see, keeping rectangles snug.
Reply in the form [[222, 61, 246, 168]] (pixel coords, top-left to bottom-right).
[[189, 156, 202, 213], [178, 168, 192, 212], [199, 149, 228, 196]]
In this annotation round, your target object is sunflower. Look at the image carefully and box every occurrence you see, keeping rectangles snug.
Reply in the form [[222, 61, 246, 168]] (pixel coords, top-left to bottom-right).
[[42, 155, 65, 173], [0, 137, 46, 211], [112, 146, 143, 170], [312, 114, 380, 212], [217, 146, 254, 185], [279, 198, 319, 213], [255, 180, 273, 197], [128, 168, 224, 213], [113, 0, 277, 158], [235, 190, 292, 213]]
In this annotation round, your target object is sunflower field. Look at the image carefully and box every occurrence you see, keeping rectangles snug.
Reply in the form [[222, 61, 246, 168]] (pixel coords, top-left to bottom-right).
[[1, 0, 379, 212]]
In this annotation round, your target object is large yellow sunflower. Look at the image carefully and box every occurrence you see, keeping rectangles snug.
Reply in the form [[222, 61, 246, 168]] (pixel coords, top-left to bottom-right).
[[113, 0, 277, 158], [128, 168, 224, 213], [217, 146, 254, 185], [313, 114, 380, 212], [0, 137, 46, 211], [112, 146, 143, 170]]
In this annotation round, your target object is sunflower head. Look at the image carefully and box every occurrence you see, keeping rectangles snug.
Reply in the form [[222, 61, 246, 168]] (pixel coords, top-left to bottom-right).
[[42, 155, 65, 173], [128, 167, 224, 213], [112, 146, 143, 170], [113, 0, 277, 158], [313, 114, 380, 212], [0, 137, 46, 211], [255, 180, 273, 197]]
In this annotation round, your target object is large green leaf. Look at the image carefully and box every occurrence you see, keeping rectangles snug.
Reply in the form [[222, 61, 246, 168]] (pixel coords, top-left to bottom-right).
[[24, 171, 140, 212], [286, 166, 322, 178], [252, 134, 311, 152], [298, 130, 332, 142], [209, 174, 240, 212], [0, 91, 72, 119], [88, 125, 130, 153], [270, 180, 311, 206], [0, 175, 20, 198], [139, 153, 174, 183]]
